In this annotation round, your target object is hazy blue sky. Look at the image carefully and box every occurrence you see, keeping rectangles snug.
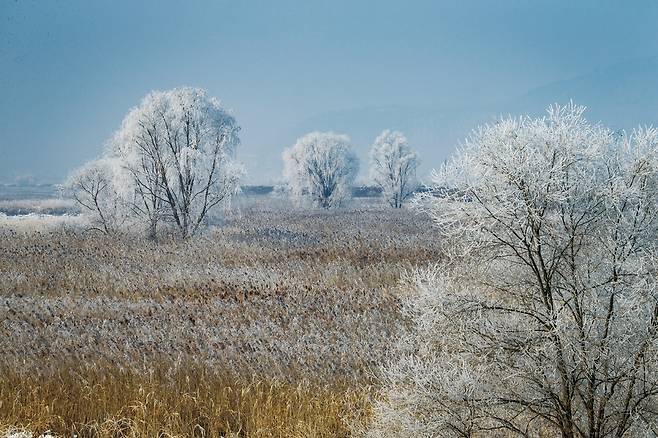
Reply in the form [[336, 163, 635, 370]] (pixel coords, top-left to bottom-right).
[[2, 0, 658, 183]]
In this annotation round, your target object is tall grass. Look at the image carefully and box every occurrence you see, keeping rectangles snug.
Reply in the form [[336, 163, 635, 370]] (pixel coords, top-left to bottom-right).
[[0, 363, 369, 437], [1, 202, 440, 436]]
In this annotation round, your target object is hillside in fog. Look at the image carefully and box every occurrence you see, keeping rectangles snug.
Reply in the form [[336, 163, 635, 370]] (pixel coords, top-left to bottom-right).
[[293, 57, 658, 181]]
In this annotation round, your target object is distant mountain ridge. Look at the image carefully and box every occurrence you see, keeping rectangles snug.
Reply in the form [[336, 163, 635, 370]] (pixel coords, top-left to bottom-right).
[[290, 56, 658, 180], [511, 56, 658, 128]]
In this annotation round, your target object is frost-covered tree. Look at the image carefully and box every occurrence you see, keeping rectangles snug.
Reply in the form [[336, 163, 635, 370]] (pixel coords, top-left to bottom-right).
[[367, 103, 658, 437], [63, 158, 130, 234], [68, 87, 243, 239], [370, 130, 419, 208], [282, 132, 359, 209], [109, 87, 243, 238]]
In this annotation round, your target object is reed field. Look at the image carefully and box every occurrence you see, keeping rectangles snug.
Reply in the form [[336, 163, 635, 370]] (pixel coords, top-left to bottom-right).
[[0, 198, 441, 437]]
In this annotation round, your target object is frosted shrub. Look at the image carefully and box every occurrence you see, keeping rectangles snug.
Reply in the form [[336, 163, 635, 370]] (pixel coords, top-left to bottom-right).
[[62, 157, 131, 234]]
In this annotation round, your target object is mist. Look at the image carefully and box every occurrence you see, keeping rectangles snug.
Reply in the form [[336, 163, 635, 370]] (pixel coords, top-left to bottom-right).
[[3, 0, 658, 184]]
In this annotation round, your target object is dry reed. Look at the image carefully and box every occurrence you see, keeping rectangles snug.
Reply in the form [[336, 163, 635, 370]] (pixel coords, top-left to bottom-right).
[[0, 362, 370, 437], [1, 200, 440, 436]]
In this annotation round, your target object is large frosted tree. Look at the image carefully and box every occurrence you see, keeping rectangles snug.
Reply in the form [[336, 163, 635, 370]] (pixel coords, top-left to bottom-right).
[[68, 87, 243, 238], [367, 103, 658, 437], [282, 132, 359, 209], [369, 130, 419, 208]]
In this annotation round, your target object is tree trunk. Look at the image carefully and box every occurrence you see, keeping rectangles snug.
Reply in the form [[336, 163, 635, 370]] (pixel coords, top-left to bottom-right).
[[147, 217, 157, 241]]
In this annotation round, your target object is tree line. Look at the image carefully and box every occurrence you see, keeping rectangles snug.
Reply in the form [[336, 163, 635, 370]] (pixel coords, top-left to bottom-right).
[[65, 87, 420, 238]]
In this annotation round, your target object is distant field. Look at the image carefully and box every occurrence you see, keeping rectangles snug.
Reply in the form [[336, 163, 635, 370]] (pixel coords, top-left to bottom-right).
[[0, 185, 384, 217], [0, 185, 60, 201], [0, 198, 440, 437]]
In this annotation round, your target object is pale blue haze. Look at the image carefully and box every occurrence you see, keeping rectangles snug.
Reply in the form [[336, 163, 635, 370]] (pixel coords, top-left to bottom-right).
[[2, 0, 658, 183]]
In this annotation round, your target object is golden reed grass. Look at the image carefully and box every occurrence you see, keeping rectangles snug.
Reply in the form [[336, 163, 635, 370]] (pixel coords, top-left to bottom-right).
[[0, 362, 370, 438]]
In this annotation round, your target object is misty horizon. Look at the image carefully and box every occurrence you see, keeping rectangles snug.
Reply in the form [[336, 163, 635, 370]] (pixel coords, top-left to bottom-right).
[[3, 1, 658, 185]]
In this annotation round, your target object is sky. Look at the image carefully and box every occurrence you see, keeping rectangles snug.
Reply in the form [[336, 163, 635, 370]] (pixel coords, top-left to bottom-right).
[[2, 0, 658, 184]]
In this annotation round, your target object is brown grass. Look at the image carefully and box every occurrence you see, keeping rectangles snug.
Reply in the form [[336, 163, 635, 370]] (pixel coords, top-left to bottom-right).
[[0, 201, 440, 436], [0, 362, 369, 437]]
